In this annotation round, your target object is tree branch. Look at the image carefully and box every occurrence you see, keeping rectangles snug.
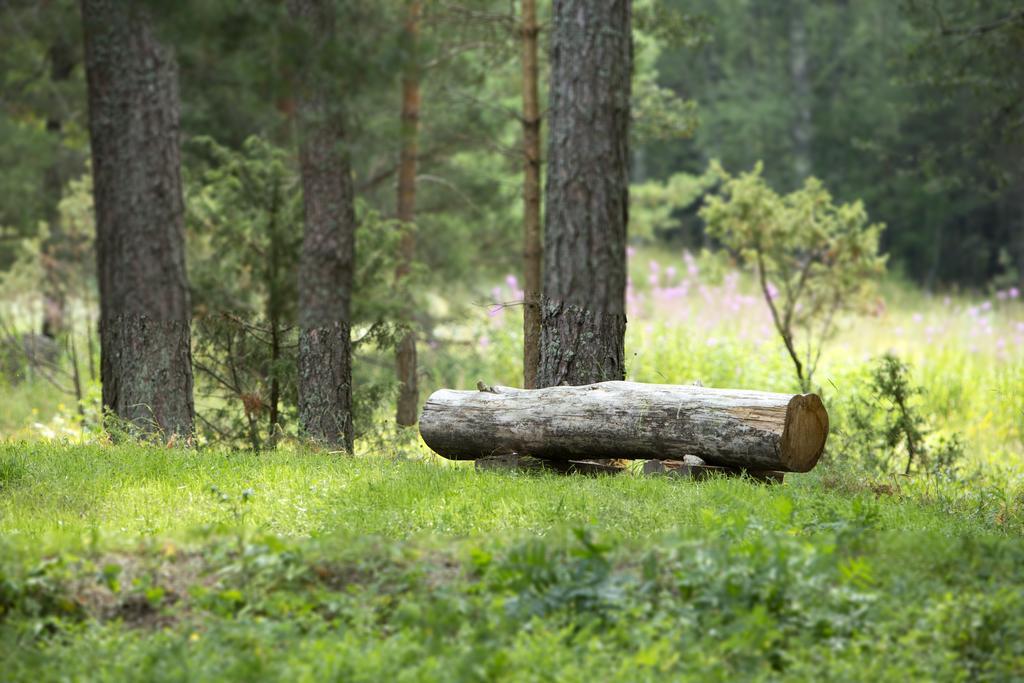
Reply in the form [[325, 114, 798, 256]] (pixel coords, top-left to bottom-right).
[[756, 247, 805, 390]]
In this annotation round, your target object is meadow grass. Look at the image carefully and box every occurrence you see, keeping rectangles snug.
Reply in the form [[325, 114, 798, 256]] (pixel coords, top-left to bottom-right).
[[1, 442, 1023, 681], [1, 258, 1023, 680]]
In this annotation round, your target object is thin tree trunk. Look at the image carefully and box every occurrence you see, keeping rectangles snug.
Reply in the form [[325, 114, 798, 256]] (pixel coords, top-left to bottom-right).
[[538, 0, 632, 388], [266, 177, 283, 448], [288, 0, 355, 451], [268, 318, 281, 446], [789, 3, 812, 183], [395, 0, 421, 426], [521, 0, 542, 389], [1014, 177, 1024, 291], [40, 34, 76, 340], [81, 0, 194, 438]]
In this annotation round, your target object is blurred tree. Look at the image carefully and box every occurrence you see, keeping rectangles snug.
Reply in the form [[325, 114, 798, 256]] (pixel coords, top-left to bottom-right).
[[520, 0, 542, 389], [395, 0, 421, 426], [646, 0, 1022, 288], [39, 25, 78, 340], [81, 0, 194, 438], [903, 0, 1024, 289], [0, 1, 86, 335], [539, 0, 632, 387]]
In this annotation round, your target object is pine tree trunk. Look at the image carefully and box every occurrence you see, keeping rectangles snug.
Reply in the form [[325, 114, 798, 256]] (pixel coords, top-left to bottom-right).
[[521, 0, 542, 389], [539, 0, 632, 388], [395, 0, 421, 426], [81, 0, 194, 438], [288, 0, 355, 451]]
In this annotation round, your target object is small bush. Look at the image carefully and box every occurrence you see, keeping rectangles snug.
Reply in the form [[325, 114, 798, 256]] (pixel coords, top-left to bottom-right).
[[701, 163, 886, 391], [835, 353, 965, 477]]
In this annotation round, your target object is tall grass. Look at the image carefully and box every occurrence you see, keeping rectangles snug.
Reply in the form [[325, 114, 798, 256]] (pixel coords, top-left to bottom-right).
[[2, 252, 1024, 681], [3, 247, 1022, 468], [452, 247, 1023, 468]]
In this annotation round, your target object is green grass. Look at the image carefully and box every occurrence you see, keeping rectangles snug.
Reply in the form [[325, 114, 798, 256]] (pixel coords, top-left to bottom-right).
[[2, 266, 1023, 680], [2, 443, 1023, 681]]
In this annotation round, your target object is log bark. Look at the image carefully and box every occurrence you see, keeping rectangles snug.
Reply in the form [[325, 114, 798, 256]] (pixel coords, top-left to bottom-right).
[[420, 381, 829, 473]]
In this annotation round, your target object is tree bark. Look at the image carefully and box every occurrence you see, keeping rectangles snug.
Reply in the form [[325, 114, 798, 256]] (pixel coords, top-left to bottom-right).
[[288, 0, 355, 451], [539, 0, 632, 388], [521, 0, 542, 389], [420, 382, 829, 473], [395, 0, 421, 426], [81, 0, 194, 438]]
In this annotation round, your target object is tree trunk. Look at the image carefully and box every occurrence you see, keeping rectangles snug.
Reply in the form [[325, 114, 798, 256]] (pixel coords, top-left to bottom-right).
[[789, 3, 812, 183], [395, 0, 421, 426], [539, 0, 632, 388], [521, 0, 542, 389], [420, 382, 829, 473], [81, 0, 194, 438], [41, 33, 76, 340], [266, 176, 284, 448], [288, 0, 355, 451]]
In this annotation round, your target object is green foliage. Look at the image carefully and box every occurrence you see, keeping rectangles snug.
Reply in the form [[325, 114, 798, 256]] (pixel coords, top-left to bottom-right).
[[185, 135, 415, 448], [1, 444, 1024, 679], [631, 75, 698, 145], [633, 0, 711, 50], [631, 1, 701, 147], [630, 168, 718, 243], [489, 528, 620, 623], [0, 0, 85, 267], [645, 0, 1023, 287], [0, 171, 96, 315], [186, 136, 301, 449], [187, 136, 300, 322], [701, 162, 886, 390], [837, 353, 965, 477]]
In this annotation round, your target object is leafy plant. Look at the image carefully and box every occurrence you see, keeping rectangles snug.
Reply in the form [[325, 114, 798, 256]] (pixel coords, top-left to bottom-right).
[[630, 169, 719, 244], [489, 527, 622, 623], [701, 162, 886, 391], [185, 136, 411, 449], [186, 136, 302, 450], [840, 353, 965, 476]]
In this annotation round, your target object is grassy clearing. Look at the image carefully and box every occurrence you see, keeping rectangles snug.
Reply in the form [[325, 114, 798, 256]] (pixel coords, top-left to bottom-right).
[[2, 264, 1023, 680], [2, 443, 1024, 681]]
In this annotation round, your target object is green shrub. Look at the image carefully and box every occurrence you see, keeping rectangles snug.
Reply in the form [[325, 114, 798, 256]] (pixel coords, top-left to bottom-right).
[[701, 163, 886, 391], [835, 353, 965, 477]]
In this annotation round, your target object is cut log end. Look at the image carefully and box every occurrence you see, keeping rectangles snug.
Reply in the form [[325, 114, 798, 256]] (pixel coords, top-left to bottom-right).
[[780, 393, 829, 473]]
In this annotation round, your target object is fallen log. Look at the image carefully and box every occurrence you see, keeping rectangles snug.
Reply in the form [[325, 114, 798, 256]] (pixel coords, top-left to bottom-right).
[[419, 381, 828, 473]]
